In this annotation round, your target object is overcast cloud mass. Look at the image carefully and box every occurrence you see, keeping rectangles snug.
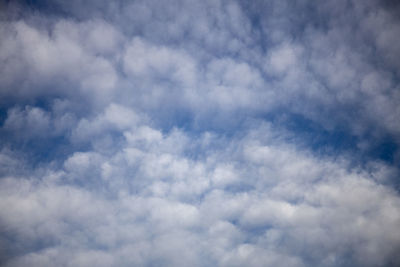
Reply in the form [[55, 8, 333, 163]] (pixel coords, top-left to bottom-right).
[[0, 0, 400, 266]]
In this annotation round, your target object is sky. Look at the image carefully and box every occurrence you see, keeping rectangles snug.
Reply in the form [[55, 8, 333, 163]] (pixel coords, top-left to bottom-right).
[[0, 0, 400, 266]]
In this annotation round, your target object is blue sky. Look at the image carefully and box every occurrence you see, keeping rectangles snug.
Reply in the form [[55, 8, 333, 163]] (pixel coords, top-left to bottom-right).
[[0, 0, 400, 266]]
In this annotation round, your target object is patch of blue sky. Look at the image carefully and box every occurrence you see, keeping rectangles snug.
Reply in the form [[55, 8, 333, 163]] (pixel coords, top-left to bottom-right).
[[261, 110, 399, 165]]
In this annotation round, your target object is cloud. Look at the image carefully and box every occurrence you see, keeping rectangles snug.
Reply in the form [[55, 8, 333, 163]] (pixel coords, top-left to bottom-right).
[[0, 19, 120, 107], [1, 121, 400, 266], [1, 0, 400, 266]]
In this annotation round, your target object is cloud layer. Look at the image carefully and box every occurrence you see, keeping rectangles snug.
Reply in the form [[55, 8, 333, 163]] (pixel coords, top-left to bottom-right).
[[1, 0, 400, 266]]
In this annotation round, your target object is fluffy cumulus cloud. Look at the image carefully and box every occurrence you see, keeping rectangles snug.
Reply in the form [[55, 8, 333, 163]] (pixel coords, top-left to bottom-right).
[[1, 0, 400, 266]]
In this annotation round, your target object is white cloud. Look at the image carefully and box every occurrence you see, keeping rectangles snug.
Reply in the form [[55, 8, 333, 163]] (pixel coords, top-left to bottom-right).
[[4, 106, 50, 138], [0, 19, 119, 105], [1, 0, 400, 266], [123, 37, 197, 87], [3, 121, 400, 266]]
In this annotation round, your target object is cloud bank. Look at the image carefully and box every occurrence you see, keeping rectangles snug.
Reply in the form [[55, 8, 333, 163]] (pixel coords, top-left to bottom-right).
[[1, 0, 400, 266]]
